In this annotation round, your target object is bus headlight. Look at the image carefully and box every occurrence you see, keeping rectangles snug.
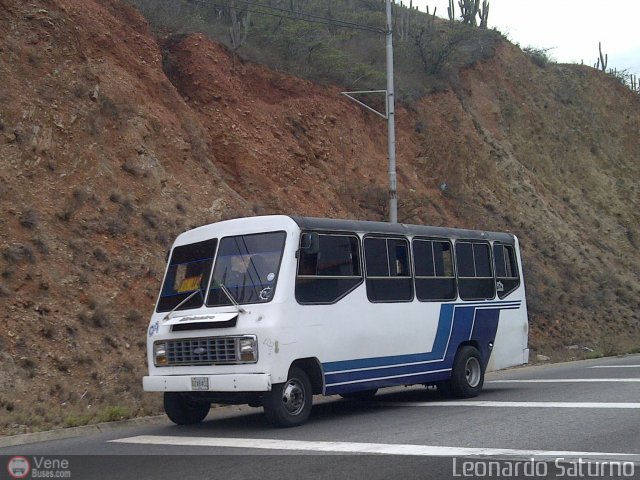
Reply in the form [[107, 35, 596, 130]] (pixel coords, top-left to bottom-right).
[[238, 336, 257, 363], [154, 342, 168, 366]]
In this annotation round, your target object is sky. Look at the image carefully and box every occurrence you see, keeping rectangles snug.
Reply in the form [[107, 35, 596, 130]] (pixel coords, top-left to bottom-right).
[[408, 0, 640, 77]]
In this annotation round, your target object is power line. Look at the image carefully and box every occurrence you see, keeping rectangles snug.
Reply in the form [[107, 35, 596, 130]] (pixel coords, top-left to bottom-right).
[[237, 0, 385, 33], [183, 0, 385, 34]]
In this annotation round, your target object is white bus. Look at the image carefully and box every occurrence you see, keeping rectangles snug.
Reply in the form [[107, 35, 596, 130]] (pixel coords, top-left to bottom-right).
[[144, 215, 528, 427]]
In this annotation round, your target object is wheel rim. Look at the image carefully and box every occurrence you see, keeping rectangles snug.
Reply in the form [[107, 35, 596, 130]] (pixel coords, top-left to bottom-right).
[[465, 357, 481, 388], [281, 378, 305, 415]]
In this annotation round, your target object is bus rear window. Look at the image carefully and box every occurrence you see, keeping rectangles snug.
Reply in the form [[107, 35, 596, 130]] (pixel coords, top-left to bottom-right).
[[157, 239, 217, 312], [494, 243, 520, 298]]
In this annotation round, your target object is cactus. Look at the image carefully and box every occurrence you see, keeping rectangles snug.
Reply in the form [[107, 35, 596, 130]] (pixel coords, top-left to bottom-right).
[[479, 0, 489, 28], [228, 0, 251, 52], [425, 5, 437, 29], [397, 0, 416, 42], [425, 5, 437, 19], [458, 0, 478, 26], [455, 0, 488, 27], [592, 43, 639, 95], [597, 41, 608, 72], [448, 0, 455, 21]]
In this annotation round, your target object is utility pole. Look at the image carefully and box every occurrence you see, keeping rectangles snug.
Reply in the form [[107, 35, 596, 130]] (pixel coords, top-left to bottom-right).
[[341, 0, 398, 223], [385, 0, 397, 223]]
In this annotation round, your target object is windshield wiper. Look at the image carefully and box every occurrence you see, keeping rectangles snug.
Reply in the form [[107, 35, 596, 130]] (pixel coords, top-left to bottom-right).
[[219, 283, 248, 314], [162, 289, 203, 322]]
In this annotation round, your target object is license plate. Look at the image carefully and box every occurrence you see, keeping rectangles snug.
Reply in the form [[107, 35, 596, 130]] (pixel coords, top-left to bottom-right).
[[191, 377, 209, 391]]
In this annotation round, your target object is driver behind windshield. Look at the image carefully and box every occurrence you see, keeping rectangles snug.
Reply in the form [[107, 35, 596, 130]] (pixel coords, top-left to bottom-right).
[[223, 255, 252, 287]]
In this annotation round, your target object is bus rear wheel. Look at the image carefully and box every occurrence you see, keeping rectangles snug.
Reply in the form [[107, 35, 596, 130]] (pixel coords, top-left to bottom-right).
[[263, 367, 312, 427], [164, 392, 211, 425], [448, 345, 484, 398]]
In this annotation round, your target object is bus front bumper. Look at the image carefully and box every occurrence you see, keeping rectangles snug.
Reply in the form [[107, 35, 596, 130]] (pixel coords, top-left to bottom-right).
[[143, 373, 272, 392]]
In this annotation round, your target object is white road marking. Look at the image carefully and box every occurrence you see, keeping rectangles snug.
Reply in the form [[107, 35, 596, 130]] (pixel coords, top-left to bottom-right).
[[488, 378, 640, 383], [110, 435, 637, 460], [375, 401, 640, 409], [588, 365, 640, 369]]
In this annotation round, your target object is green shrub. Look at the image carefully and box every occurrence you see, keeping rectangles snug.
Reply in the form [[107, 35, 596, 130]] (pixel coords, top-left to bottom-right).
[[98, 406, 132, 423], [523, 46, 553, 68]]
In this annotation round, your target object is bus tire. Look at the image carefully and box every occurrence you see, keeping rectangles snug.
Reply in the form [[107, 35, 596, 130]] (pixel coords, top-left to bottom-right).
[[449, 345, 484, 398], [340, 389, 378, 401], [263, 367, 312, 427], [164, 392, 210, 425]]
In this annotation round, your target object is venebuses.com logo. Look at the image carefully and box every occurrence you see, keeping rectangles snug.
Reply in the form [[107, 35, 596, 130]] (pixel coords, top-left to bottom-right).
[[7, 456, 30, 479], [6, 456, 72, 478]]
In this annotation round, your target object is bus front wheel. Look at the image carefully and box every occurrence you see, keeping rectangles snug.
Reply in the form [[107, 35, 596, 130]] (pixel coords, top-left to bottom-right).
[[446, 345, 485, 398], [164, 392, 210, 425], [263, 367, 312, 427]]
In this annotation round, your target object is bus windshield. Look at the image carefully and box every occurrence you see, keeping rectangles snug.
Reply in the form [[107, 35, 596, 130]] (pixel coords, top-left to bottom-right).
[[156, 238, 217, 313], [206, 231, 286, 307]]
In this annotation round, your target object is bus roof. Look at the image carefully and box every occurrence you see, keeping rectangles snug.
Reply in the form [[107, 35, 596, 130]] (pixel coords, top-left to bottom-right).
[[173, 215, 517, 247], [290, 216, 516, 243]]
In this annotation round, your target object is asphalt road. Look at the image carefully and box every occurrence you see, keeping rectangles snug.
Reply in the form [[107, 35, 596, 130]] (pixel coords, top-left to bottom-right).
[[2, 354, 640, 480]]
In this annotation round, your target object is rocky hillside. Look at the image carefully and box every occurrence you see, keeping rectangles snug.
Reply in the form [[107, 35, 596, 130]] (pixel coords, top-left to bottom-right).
[[0, 0, 639, 434]]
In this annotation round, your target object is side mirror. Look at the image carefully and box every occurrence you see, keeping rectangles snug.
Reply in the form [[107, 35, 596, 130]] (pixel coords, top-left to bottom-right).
[[299, 232, 320, 254]]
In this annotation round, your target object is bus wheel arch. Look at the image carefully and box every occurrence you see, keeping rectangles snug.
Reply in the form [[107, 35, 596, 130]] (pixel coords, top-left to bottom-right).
[[452, 343, 485, 398], [262, 358, 322, 427], [438, 343, 485, 399], [290, 357, 324, 395]]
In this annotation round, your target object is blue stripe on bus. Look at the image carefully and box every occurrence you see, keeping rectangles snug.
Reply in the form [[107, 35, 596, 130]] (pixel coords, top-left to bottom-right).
[[322, 301, 520, 394], [326, 361, 454, 385], [333, 371, 453, 394]]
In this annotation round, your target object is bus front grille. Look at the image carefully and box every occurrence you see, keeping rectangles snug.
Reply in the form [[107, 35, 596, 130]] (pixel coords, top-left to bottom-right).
[[166, 337, 238, 365]]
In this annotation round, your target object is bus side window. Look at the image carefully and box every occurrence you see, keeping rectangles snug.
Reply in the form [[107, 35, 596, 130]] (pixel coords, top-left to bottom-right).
[[413, 239, 457, 301], [456, 241, 495, 301], [364, 237, 413, 303], [493, 243, 520, 298], [297, 252, 317, 276], [295, 234, 362, 304]]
